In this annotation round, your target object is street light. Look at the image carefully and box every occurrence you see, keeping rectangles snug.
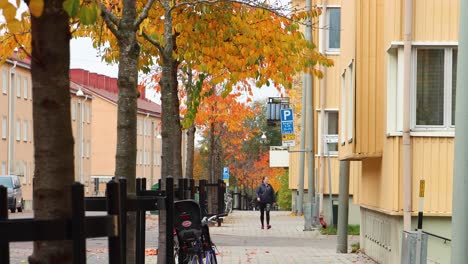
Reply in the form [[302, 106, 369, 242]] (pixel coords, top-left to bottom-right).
[[260, 132, 267, 143]]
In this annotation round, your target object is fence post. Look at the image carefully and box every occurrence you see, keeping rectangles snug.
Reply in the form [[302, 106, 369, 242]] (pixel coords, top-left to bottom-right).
[[183, 178, 189, 200], [166, 176, 174, 264], [189, 179, 195, 200], [118, 178, 127, 263], [139, 178, 147, 264], [107, 180, 121, 264], [199, 180, 207, 217], [71, 183, 86, 264], [135, 178, 142, 264], [0, 186, 9, 264], [178, 178, 184, 200]]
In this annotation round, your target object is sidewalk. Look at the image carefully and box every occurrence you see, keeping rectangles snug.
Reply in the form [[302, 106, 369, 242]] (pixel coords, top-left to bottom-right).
[[8, 210, 376, 263], [148, 210, 375, 263]]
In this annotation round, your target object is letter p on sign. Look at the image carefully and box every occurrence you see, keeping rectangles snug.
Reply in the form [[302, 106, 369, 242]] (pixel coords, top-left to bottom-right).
[[280, 108, 293, 122]]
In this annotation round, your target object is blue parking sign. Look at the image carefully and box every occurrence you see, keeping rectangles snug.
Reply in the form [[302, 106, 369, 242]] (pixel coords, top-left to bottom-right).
[[280, 108, 293, 122]]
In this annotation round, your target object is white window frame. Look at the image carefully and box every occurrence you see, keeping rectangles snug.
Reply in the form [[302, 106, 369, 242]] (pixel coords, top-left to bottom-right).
[[386, 47, 405, 135], [340, 71, 346, 145], [325, 6, 341, 54], [16, 75, 21, 98], [23, 77, 28, 99], [2, 71, 7, 94], [1, 161, 6, 175], [347, 61, 354, 142], [411, 47, 457, 132], [23, 120, 28, 142], [71, 101, 76, 121], [1, 116, 6, 140], [324, 110, 339, 156], [16, 119, 21, 141], [22, 162, 27, 184], [87, 105, 91, 123]]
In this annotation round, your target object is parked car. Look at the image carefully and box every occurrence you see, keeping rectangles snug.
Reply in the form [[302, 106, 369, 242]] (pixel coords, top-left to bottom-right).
[[0, 175, 23, 213]]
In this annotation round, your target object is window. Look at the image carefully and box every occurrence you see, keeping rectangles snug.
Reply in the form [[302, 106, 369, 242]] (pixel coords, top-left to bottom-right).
[[2, 71, 6, 94], [87, 105, 91, 123], [86, 141, 90, 158], [325, 111, 339, 155], [340, 72, 346, 144], [10, 72, 15, 96], [326, 7, 341, 52], [16, 75, 21, 98], [2, 116, 6, 139], [413, 48, 457, 130], [1, 161, 5, 175], [23, 78, 28, 99], [16, 119, 21, 141], [23, 120, 28, 141], [347, 62, 354, 142], [71, 101, 76, 121], [22, 162, 27, 184]]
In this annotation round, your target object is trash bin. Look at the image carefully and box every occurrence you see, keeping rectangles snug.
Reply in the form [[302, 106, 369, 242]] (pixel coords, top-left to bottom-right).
[[332, 200, 339, 227], [150, 182, 159, 215]]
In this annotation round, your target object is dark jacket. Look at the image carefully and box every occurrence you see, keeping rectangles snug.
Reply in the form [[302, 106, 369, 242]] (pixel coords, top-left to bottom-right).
[[256, 183, 276, 204]]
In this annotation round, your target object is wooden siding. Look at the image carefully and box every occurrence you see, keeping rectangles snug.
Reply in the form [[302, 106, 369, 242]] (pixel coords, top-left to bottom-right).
[[354, 0, 385, 156], [411, 137, 453, 214], [289, 150, 358, 196], [413, 0, 459, 41]]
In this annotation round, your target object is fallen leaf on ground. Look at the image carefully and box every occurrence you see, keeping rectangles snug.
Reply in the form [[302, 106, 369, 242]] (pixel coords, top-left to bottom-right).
[[145, 248, 158, 256]]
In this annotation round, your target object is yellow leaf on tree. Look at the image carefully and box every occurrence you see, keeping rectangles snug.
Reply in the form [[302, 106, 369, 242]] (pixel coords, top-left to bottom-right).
[[29, 0, 44, 17]]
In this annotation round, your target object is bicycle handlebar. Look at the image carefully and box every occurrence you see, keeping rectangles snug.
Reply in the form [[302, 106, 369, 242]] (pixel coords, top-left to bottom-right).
[[202, 213, 228, 225]]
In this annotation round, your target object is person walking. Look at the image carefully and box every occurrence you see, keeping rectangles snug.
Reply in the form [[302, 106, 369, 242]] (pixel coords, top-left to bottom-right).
[[256, 176, 276, 229]]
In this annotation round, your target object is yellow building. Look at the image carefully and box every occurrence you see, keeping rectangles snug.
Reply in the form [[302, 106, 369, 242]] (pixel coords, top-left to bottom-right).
[[289, 0, 458, 263], [0, 59, 177, 208]]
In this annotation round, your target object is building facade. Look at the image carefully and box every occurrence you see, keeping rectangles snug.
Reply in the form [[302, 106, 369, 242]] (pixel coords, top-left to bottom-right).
[[289, 0, 458, 263], [0, 58, 183, 208]]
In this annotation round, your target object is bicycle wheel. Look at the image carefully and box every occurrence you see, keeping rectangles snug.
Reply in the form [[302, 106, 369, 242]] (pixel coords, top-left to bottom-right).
[[205, 250, 217, 264], [189, 254, 203, 264]]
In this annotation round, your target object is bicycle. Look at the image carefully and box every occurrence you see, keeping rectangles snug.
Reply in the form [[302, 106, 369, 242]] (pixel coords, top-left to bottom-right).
[[201, 213, 227, 264], [173, 200, 227, 264]]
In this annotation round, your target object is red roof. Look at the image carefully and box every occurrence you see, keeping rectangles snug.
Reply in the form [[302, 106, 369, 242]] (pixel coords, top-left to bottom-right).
[[70, 69, 161, 116]]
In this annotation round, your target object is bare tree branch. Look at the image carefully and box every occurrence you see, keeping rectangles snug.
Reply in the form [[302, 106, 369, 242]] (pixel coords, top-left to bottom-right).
[[134, 0, 156, 29], [142, 31, 164, 54]]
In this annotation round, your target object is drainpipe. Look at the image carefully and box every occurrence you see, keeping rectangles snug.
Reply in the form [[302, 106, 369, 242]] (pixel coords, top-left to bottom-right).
[[319, 0, 328, 220], [150, 120, 155, 185], [403, 0, 413, 232], [451, 0, 468, 262], [80, 94, 88, 183], [143, 113, 149, 179], [7, 61, 17, 175]]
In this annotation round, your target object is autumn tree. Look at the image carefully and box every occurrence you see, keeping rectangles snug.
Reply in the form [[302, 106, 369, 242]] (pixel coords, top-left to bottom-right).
[[0, 0, 77, 262]]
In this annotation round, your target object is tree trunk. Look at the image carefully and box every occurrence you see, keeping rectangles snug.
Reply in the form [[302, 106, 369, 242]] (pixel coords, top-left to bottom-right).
[[28, 1, 74, 263], [113, 0, 140, 262], [185, 126, 196, 179], [158, 3, 182, 262], [208, 124, 215, 183], [185, 70, 195, 179]]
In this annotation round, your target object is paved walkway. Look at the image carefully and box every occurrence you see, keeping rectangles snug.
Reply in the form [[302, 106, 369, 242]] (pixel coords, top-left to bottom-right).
[[200, 210, 375, 264], [8, 210, 376, 263]]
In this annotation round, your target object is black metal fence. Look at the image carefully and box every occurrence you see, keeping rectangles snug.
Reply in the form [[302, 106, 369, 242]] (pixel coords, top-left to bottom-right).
[[0, 176, 227, 264]]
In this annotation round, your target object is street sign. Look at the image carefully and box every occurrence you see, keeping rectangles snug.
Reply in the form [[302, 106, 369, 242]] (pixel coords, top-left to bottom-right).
[[280, 108, 294, 122], [223, 167, 229, 180], [282, 134, 295, 141], [281, 121, 294, 134]]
